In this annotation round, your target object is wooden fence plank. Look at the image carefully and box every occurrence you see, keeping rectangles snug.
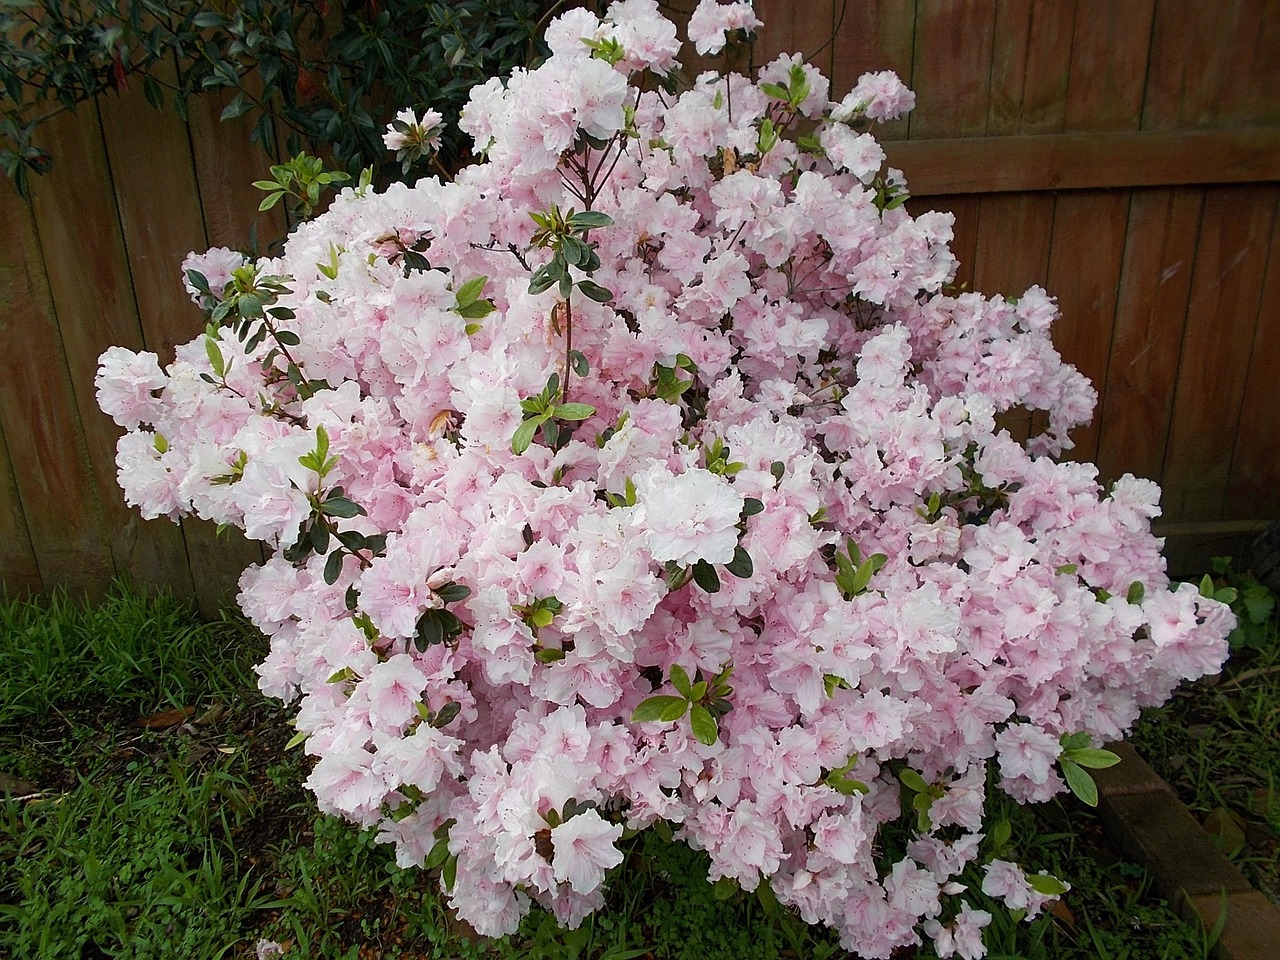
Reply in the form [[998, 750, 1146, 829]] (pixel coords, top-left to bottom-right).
[[829, 0, 916, 140], [1144, 0, 1280, 130], [0, 417, 42, 598], [1043, 190, 1131, 463], [1063, 0, 1153, 132], [28, 106, 194, 596], [908, 0, 997, 139], [99, 67, 261, 612], [1160, 186, 1278, 521], [1094, 188, 1202, 487], [187, 89, 288, 253], [1225, 199, 1280, 520], [753, 0, 835, 78], [0, 185, 116, 597], [986, 0, 1075, 135], [881, 128, 1280, 196]]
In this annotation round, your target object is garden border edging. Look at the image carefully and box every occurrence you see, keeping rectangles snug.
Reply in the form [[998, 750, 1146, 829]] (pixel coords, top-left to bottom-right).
[[1095, 742, 1280, 960]]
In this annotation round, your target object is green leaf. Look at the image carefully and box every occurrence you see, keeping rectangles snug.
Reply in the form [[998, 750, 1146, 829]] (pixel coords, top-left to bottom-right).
[[692, 560, 721, 594], [576, 279, 613, 303], [204, 336, 225, 378], [568, 211, 614, 230], [759, 81, 790, 100], [741, 497, 764, 518], [725, 546, 753, 579], [898, 768, 929, 794], [435, 582, 472, 604], [1059, 757, 1099, 806], [442, 853, 457, 891], [690, 704, 718, 745], [320, 497, 364, 519], [432, 701, 461, 728], [415, 610, 445, 649], [456, 300, 493, 319], [285, 729, 308, 750], [511, 417, 541, 454], [534, 647, 565, 663], [1064, 747, 1121, 770], [554, 403, 596, 421], [1126, 581, 1146, 604], [632, 695, 688, 724], [424, 836, 451, 870], [1026, 873, 1070, 897], [669, 664, 693, 699], [455, 275, 488, 305], [570, 350, 589, 377], [323, 549, 343, 585]]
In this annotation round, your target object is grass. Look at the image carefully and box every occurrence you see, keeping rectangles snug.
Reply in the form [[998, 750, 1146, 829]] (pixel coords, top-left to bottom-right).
[[1130, 560, 1280, 907], [2, 579, 1268, 959]]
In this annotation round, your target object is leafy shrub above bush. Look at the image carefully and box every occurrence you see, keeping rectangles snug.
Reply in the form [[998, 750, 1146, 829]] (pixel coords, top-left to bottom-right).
[[0, 0, 549, 195], [94, 1, 1235, 956]]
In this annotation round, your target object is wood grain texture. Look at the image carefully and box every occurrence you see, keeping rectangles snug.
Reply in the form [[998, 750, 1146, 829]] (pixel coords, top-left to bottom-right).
[[1044, 190, 1132, 463], [754, 0, 835, 77], [1144, 0, 1280, 130], [1064, 0, 1153, 132], [908, 0, 997, 139], [187, 89, 288, 251], [29, 105, 193, 594], [882, 128, 1280, 196], [986, 0, 1075, 136], [0, 414, 42, 597], [1225, 196, 1280, 520], [1095, 188, 1202, 488], [0, 182, 115, 596], [829, 0, 916, 140], [100, 65, 262, 608], [1161, 186, 1278, 521]]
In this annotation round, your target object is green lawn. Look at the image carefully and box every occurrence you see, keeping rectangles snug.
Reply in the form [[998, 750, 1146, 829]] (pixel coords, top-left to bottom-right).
[[3, 578, 1270, 960]]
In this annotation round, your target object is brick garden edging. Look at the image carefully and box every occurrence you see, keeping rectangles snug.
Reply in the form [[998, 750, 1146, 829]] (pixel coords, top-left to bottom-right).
[[1094, 742, 1280, 960]]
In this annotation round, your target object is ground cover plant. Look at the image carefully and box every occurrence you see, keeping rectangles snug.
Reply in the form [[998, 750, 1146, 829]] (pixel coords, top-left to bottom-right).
[[91, 0, 1235, 955], [0, 585, 1227, 959]]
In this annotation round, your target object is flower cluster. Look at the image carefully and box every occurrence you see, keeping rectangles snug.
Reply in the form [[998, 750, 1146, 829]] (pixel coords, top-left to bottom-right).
[[96, 1, 1232, 956]]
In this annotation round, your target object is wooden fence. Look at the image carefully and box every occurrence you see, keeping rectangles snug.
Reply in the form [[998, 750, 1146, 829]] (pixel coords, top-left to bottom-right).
[[1, 0, 1278, 611]]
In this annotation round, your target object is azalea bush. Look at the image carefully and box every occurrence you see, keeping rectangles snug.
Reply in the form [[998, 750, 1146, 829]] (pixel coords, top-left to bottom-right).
[[94, 1, 1235, 957]]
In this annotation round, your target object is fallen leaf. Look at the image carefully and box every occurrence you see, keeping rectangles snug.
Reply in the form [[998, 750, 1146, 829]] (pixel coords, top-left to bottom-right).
[[0, 772, 38, 795], [1049, 899, 1076, 926], [216, 746, 237, 755], [134, 706, 194, 729]]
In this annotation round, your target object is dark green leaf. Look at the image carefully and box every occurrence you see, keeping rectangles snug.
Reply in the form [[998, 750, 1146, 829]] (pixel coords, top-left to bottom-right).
[[570, 350, 589, 377], [568, 211, 613, 229], [741, 497, 764, 518], [415, 610, 445, 649], [725, 546, 753, 579], [323, 549, 343, 585], [432, 701, 461, 728], [435, 582, 472, 604], [692, 560, 720, 594], [576, 279, 613, 303], [320, 497, 364, 519]]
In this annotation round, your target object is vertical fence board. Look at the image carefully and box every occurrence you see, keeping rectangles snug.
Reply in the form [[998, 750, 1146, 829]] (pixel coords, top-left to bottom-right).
[[1043, 190, 1131, 463], [987, 0, 1075, 135], [1064, 0, 1153, 132], [99, 70, 256, 611], [0, 186, 115, 597], [753, 0, 835, 77], [0, 414, 42, 598], [1225, 202, 1280, 520], [908, 0, 997, 139], [830, 0, 917, 140], [1095, 188, 1202, 488], [187, 90, 288, 253], [28, 107, 193, 593], [1161, 186, 1278, 521]]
